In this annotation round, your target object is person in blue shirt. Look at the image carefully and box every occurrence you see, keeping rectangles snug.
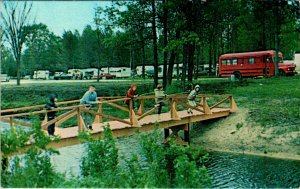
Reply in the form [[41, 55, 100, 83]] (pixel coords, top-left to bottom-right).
[[80, 85, 99, 129]]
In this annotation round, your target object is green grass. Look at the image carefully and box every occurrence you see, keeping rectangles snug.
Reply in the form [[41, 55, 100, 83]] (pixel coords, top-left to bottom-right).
[[229, 76, 300, 134], [2, 76, 300, 134]]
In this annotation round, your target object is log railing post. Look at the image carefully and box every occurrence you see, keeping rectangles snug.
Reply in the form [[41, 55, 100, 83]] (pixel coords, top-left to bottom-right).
[[202, 96, 212, 114], [129, 99, 133, 121], [94, 101, 103, 123], [170, 97, 180, 120], [229, 96, 238, 112], [10, 117, 15, 133], [137, 99, 145, 115], [129, 99, 140, 127], [77, 107, 84, 132]]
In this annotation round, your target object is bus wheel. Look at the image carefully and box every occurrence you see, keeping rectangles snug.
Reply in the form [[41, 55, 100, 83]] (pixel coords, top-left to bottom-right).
[[279, 70, 285, 76], [234, 71, 242, 80]]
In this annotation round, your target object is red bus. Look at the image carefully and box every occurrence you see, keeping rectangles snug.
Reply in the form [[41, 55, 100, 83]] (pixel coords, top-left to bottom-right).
[[218, 50, 296, 79]]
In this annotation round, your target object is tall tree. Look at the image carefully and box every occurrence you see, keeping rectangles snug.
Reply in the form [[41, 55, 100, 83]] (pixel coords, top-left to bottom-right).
[[151, 0, 159, 87], [1, 1, 33, 85]]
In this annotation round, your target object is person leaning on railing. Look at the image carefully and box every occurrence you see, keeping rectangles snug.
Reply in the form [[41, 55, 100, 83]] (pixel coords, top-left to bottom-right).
[[80, 85, 99, 130], [45, 94, 58, 136], [187, 84, 200, 114], [124, 83, 138, 110], [154, 84, 167, 119]]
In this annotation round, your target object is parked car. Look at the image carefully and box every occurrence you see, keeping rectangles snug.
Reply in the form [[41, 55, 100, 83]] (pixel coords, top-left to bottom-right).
[[0, 74, 10, 82], [54, 73, 73, 80]]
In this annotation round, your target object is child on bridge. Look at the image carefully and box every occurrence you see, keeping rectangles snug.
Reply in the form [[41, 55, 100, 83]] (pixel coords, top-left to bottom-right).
[[124, 83, 138, 110], [45, 94, 58, 136], [187, 84, 200, 114], [155, 84, 167, 119], [80, 85, 99, 130]]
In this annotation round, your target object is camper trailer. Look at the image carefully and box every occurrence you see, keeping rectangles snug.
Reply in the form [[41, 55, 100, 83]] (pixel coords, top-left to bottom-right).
[[33, 70, 50, 80], [109, 67, 131, 78], [67, 69, 81, 79], [81, 68, 99, 79], [100, 67, 131, 78]]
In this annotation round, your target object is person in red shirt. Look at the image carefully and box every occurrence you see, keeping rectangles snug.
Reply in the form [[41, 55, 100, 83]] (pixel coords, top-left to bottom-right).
[[125, 83, 138, 109]]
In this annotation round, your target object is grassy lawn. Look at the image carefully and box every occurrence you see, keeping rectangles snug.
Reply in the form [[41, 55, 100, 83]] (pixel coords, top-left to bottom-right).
[[229, 76, 300, 133]]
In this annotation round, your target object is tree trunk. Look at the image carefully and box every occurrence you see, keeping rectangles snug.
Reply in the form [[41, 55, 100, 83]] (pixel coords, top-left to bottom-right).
[[181, 45, 188, 88], [209, 45, 212, 74], [187, 42, 195, 82], [142, 44, 146, 79], [194, 47, 200, 80], [16, 56, 21, 86], [151, 0, 159, 87], [167, 50, 176, 86], [162, 0, 168, 88]]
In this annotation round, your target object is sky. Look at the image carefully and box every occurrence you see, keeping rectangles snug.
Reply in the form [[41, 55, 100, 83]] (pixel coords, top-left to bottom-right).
[[31, 1, 112, 37]]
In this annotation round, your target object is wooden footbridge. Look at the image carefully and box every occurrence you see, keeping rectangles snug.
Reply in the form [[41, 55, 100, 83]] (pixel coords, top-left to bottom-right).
[[0, 94, 238, 150]]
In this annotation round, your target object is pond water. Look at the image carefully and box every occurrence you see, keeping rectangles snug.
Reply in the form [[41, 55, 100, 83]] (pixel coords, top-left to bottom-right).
[[3, 122, 300, 188], [49, 136, 300, 188], [206, 152, 300, 188]]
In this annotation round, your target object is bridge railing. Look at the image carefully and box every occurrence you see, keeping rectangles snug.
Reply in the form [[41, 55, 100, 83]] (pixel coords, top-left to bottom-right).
[[0, 94, 238, 135]]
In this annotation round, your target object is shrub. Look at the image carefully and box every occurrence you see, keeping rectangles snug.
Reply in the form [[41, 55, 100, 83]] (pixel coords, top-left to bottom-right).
[[77, 125, 211, 188], [1, 115, 63, 188]]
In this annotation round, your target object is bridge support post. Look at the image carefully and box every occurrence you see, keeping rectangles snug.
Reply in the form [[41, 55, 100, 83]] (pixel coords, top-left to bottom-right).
[[183, 123, 190, 144], [163, 124, 190, 145], [164, 128, 170, 139]]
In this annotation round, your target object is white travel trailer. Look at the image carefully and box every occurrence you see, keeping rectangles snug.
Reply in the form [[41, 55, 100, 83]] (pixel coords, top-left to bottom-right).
[[81, 68, 99, 79], [33, 70, 50, 80], [136, 66, 154, 77], [67, 69, 81, 79], [101, 67, 131, 78], [136, 65, 182, 78]]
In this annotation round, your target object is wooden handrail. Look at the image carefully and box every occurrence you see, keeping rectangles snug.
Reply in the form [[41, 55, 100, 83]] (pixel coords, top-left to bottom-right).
[[0, 104, 89, 119], [209, 96, 230, 110], [80, 107, 131, 125], [0, 96, 125, 114], [176, 100, 205, 113], [41, 109, 77, 129]]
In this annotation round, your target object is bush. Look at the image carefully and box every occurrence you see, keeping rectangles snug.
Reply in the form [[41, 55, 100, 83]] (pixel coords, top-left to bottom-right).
[[75, 125, 211, 188], [1, 115, 63, 188]]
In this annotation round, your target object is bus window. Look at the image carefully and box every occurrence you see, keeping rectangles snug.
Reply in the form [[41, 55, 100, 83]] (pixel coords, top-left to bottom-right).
[[232, 59, 237, 65], [267, 57, 273, 63], [222, 59, 226, 65], [249, 58, 255, 64], [226, 59, 231, 65]]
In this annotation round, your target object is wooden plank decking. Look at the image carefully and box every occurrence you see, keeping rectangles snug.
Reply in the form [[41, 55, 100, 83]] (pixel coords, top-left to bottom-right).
[[47, 108, 231, 148]]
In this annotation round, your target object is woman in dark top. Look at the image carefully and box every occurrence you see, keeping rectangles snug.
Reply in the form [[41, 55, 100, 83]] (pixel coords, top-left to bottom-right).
[[45, 94, 58, 135]]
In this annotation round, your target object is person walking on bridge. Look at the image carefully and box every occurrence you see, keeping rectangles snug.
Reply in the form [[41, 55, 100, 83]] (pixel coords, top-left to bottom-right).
[[154, 84, 167, 119], [45, 94, 58, 136], [80, 85, 99, 130], [187, 84, 200, 114], [124, 83, 138, 110]]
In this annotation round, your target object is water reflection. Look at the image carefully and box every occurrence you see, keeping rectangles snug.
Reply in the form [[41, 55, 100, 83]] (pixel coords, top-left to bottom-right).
[[206, 152, 300, 188]]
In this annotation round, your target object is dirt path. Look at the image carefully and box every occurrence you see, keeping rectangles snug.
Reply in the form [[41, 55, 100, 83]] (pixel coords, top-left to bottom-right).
[[191, 108, 300, 160]]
